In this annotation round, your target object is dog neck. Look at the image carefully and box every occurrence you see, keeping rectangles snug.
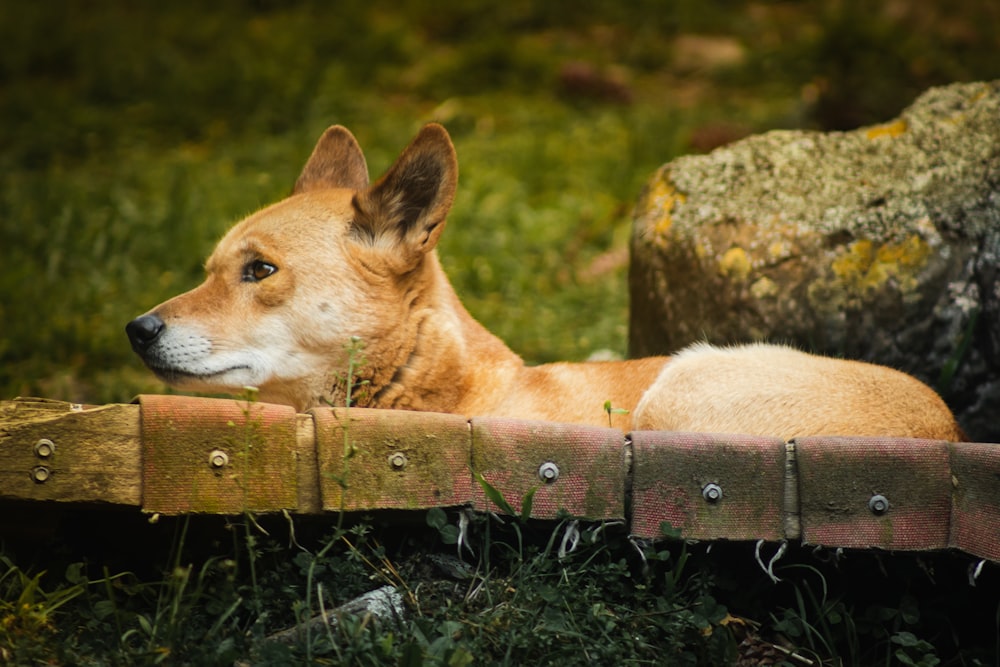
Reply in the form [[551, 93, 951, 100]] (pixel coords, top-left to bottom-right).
[[313, 253, 525, 416]]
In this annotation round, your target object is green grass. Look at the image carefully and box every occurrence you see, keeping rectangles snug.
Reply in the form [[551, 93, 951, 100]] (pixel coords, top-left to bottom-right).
[[0, 513, 725, 665], [3, 507, 998, 665]]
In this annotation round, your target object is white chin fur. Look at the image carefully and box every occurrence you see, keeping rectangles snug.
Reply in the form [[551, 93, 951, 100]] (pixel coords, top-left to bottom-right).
[[149, 327, 272, 388], [148, 321, 332, 398], [175, 362, 266, 390]]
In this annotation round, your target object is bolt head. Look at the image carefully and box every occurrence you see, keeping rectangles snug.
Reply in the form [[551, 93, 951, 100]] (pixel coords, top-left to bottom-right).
[[538, 461, 560, 483], [702, 483, 723, 503], [32, 466, 51, 483], [208, 450, 229, 469], [388, 452, 408, 470], [868, 494, 890, 515], [34, 439, 55, 458]]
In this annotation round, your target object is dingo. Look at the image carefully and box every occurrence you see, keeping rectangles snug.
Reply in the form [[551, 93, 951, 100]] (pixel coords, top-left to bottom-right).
[[126, 124, 963, 440]]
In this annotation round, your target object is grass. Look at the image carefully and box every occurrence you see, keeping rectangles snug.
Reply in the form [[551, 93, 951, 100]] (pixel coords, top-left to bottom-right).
[[3, 504, 998, 665], [2, 0, 999, 664]]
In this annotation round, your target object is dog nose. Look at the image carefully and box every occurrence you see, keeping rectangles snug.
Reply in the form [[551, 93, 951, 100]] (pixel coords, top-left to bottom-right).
[[126, 313, 165, 353]]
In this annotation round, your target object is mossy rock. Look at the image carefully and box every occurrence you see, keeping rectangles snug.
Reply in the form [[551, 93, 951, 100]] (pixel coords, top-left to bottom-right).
[[629, 80, 1000, 441]]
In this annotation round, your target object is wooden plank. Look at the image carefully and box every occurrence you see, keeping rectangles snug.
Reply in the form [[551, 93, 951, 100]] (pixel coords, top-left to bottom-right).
[[0, 398, 141, 505], [295, 413, 322, 514]]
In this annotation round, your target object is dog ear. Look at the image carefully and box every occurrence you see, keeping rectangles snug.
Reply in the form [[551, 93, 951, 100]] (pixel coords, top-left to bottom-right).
[[351, 123, 458, 268], [294, 125, 370, 193]]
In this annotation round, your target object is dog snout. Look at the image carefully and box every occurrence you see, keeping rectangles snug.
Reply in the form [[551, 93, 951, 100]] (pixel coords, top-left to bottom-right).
[[126, 313, 166, 353]]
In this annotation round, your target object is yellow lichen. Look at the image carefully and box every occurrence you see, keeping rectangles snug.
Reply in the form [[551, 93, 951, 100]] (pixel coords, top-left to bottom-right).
[[650, 177, 688, 236], [719, 247, 752, 280], [865, 119, 908, 140], [830, 235, 931, 294], [831, 239, 875, 280]]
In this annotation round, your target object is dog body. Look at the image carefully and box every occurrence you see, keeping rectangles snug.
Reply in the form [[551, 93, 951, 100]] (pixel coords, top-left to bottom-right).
[[127, 124, 963, 440], [633, 343, 961, 439]]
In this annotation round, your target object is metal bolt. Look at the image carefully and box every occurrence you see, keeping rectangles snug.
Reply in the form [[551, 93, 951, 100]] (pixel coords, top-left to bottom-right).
[[702, 483, 723, 503], [388, 452, 408, 470], [32, 466, 51, 483], [538, 461, 560, 483], [208, 449, 229, 469], [868, 494, 890, 515], [34, 438, 55, 458]]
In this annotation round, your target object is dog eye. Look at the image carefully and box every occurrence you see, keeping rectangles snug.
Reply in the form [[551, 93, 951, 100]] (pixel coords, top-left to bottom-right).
[[243, 260, 278, 282]]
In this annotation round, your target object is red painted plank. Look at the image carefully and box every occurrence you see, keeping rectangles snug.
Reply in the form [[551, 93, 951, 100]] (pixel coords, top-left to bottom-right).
[[312, 407, 473, 511], [796, 437, 951, 551], [630, 431, 787, 541], [949, 441, 1000, 561], [140, 395, 298, 514], [470, 417, 626, 520]]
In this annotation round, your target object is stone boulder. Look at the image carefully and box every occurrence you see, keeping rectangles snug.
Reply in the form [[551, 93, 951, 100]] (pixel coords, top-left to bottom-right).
[[629, 80, 1000, 441]]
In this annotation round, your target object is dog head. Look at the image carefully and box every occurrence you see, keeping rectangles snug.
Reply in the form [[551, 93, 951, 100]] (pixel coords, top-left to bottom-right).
[[126, 124, 458, 410]]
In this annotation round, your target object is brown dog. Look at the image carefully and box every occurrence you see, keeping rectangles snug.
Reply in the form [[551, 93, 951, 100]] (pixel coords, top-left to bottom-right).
[[126, 124, 963, 440]]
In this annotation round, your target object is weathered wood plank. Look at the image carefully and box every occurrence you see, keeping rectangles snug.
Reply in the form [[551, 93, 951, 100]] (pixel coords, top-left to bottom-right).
[[295, 413, 322, 514], [0, 398, 141, 505]]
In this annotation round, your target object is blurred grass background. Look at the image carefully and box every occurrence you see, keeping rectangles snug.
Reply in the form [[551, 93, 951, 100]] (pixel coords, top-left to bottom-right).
[[2, 0, 997, 404]]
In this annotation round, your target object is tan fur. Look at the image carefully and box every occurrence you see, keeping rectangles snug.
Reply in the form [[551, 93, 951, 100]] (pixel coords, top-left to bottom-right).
[[633, 343, 962, 440], [127, 124, 964, 440]]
